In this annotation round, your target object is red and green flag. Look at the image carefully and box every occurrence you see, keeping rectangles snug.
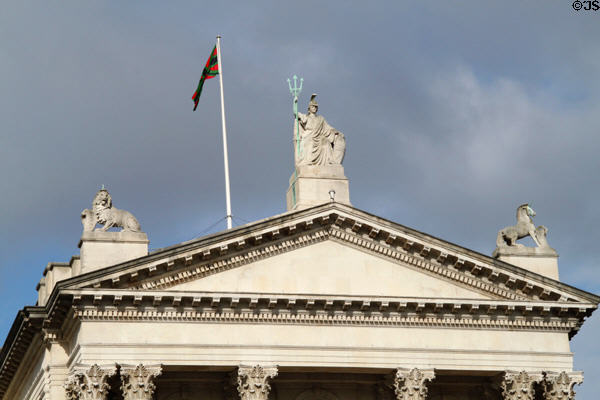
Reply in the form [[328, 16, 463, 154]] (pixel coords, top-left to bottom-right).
[[192, 45, 219, 111]]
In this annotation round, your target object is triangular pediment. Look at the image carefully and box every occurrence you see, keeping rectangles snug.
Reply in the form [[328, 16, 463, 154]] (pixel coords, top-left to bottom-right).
[[61, 203, 600, 306], [170, 240, 494, 299]]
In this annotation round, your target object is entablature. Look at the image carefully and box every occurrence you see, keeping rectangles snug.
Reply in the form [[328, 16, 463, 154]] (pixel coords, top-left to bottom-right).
[[49, 288, 596, 335]]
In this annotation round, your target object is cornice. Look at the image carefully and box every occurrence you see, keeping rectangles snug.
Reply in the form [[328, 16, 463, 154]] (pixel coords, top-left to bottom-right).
[[0, 307, 45, 400], [60, 206, 598, 306], [57, 289, 595, 335], [2, 203, 598, 400]]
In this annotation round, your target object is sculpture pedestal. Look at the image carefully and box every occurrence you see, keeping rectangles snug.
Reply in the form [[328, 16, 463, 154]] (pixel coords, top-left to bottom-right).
[[286, 165, 351, 211], [79, 231, 149, 274], [493, 246, 559, 280]]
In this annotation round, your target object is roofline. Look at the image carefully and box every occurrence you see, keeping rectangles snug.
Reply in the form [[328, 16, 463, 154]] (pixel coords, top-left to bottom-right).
[[52, 202, 600, 304], [2, 202, 599, 397], [0, 306, 45, 398]]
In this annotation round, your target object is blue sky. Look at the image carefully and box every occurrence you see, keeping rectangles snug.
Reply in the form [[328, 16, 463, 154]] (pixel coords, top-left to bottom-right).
[[1, 1, 599, 398]]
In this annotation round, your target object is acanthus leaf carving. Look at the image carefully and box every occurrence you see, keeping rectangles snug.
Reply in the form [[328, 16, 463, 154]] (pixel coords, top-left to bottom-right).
[[64, 364, 116, 400], [120, 363, 162, 400], [64, 374, 80, 400], [543, 371, 583, 400], [393, 368, 435, 400], [501, 371, 543, 400], [237, 365, 278, 400]]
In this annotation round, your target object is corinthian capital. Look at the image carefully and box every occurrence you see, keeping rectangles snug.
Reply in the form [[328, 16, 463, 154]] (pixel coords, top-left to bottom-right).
[[543, 372, 583, 400], [393, 368, 435, 400], [236, 365, 278, 400], [64, 364, 117, 400], [120, 364, 162, 400], [501, 371, 543, 400]]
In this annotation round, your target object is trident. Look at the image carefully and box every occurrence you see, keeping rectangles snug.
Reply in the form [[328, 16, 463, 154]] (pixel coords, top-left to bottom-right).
[[287, 75, 303, 160]]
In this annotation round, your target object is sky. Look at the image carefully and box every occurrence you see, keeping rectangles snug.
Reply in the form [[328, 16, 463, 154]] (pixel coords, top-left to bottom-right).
[[1, 0, 599, 397]]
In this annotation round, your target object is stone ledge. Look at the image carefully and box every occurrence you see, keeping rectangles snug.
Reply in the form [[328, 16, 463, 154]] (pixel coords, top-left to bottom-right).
[[79, 231, 149, 247], [289, 165, 347, 185], [493, 245, 557, 258], [287, 166, 350, 211]]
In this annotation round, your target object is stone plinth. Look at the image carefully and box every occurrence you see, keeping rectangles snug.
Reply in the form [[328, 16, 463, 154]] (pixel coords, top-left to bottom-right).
[[493, 246, 559, 280], [79, 231, 148, 274], [286, 165, 351, 211]]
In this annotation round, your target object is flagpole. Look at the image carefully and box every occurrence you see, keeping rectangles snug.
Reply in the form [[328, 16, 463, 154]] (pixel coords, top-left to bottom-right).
[[216, 35, 233, 230]]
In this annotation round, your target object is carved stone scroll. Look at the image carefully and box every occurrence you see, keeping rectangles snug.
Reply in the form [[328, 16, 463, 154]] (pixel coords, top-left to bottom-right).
[[236, 365, 278, 400], [543, 372, 583, 400], [393, 368, 435, 400], [64, 364, 117, 400], [501, 371, 543, 400], [120, 364, 162, 400]]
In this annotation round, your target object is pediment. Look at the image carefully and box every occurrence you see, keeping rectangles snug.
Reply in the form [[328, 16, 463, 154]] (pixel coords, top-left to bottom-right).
[[170, 240, 494, 299], [61, 203, 600, 306]]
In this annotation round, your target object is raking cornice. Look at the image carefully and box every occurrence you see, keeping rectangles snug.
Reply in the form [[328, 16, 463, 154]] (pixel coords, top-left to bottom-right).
[[1, 203, 598, 400], [56, 203, 600, 305]]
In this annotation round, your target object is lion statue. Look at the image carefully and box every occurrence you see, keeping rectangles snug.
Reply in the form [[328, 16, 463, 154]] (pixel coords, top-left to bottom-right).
[[81, 188, 141, 232]]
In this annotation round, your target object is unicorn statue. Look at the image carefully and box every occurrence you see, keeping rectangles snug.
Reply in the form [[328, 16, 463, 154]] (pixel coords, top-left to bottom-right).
[[495, 204, 551, 250]]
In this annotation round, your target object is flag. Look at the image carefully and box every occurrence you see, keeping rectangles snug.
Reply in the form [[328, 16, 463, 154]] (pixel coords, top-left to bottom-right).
[[192, 45, 219, 111]]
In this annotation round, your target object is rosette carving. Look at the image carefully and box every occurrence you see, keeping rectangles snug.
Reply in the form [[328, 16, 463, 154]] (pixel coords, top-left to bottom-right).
[[237, 365, 278, 400], [393, 368, 435, 400], [120, 363, 162, 400]]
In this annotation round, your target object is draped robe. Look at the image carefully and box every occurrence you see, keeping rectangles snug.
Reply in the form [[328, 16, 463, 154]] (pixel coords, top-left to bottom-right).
[[294, 112, 345, 166]]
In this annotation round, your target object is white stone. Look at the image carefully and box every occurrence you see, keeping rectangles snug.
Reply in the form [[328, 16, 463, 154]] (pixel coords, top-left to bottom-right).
[[286, 165, 350, 211], [497, 251, 559, 280], [79, 231, 148, 274], [173, 240, 491, 299], [2, 204, 597, 400]]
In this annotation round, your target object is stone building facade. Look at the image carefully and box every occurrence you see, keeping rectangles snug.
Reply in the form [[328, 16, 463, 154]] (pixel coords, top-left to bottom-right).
[[0, 162, 598, 400]]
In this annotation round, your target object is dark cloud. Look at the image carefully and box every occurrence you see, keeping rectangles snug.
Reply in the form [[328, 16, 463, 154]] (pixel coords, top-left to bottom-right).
[[1, 2, 599, 397]]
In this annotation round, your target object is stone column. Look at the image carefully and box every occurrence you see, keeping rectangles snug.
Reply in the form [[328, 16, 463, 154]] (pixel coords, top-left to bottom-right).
[[236, 365, 278, 400], [501, 371, 543, 400], [393, 368, 435, 400], [64, 364, 117, 400], [542, 372, 583, 400], [120, 364, 162, 400]]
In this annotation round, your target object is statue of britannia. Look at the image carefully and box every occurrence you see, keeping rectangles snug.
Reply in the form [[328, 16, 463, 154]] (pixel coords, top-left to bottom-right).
[[293, 94, 346, 166]]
